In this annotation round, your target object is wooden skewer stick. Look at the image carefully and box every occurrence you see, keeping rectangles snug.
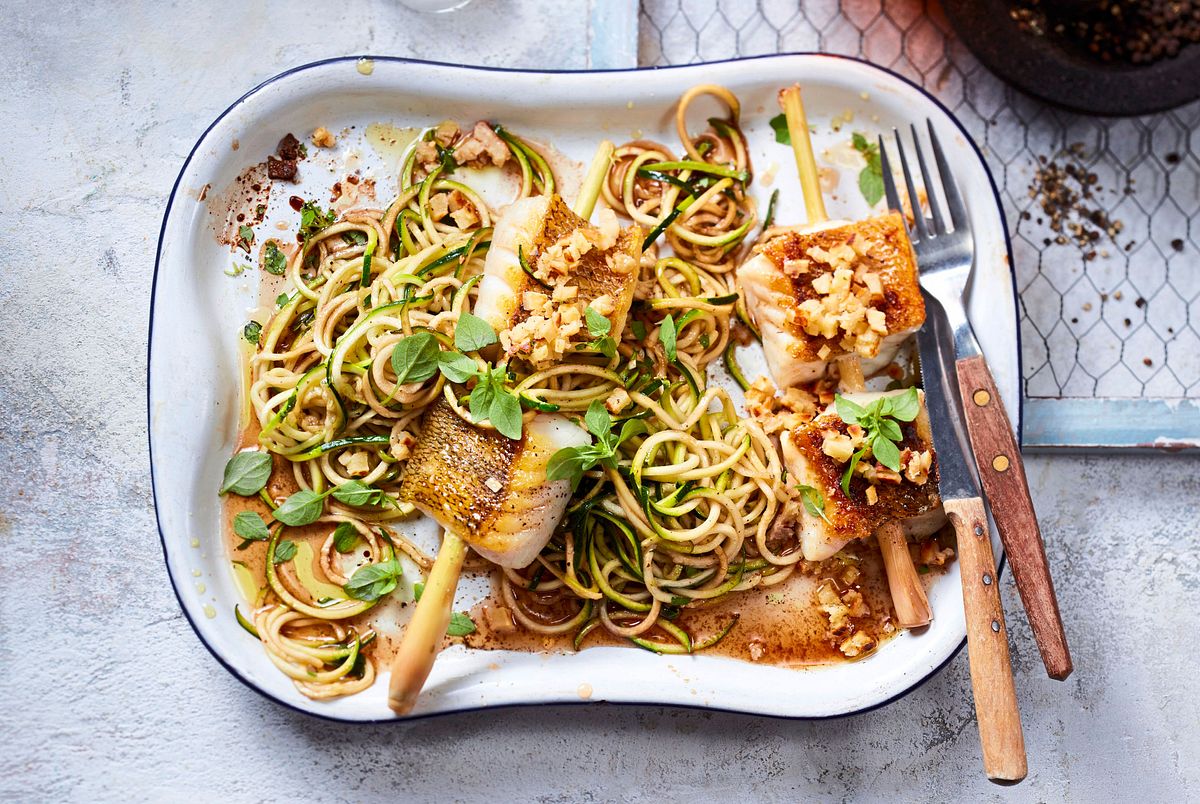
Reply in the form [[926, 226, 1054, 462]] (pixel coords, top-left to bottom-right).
[[779, 85, 864, 392], [387, 529, 468, 715], [876, 521, 933, 628]]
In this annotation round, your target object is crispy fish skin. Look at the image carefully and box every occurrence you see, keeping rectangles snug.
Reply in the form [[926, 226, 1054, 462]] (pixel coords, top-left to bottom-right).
[[474, 193, 642, 338], [737, 213, 925, 386], [398, 399, 588, 568], [782, 390, 944, 561]]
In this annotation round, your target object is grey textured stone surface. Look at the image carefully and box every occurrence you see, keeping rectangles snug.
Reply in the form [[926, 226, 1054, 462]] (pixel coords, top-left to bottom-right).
[[0, 1, 1195, 801]]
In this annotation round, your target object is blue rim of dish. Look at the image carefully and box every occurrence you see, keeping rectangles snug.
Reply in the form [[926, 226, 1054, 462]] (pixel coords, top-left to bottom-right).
[[148, 53, 1019, 725]]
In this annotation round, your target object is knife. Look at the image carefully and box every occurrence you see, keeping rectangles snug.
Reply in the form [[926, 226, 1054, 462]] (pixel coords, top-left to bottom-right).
[[919, 291, 1028, 784]]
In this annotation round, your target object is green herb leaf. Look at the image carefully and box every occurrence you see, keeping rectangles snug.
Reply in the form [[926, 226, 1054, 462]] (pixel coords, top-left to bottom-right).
[[834, 394, 868, 425], [273, 489, 325, 526], [660, 314, 677, 362], [332, 522, 359, 553], [769, 113, 790, 145], [233, 511, 271, 542], [298, 201, 336, 242], [585, 307, 611, 338], [390, 331, 441, 386], [872, 434, 902, 472], [263, 241, 287, 275], [341, 230, 369, 246], [468, 377, 497, 423], [331, 480, 385, 507], [858, 169, 885, 207], [796, 484, 833, 526], [455, 312, 497, 352], [343, 558, 403, 602], [237, 224, 255, 252], [546, 449, 591, 490], [243, 320, 262, 345], [413, 581, 425, 601], [631, 320, 647, 340], [220, 451, 272, 496], [584, 399, 611, 441], [437, 351, 479, 384], [488, 387, 524, 440], [447, 611, 476, 637], [886, 387, 920, 422], [275, 292, 289, 307], [272, 539, 297, 564], [877, 418, 903, 442], [851, 132, 885, 207], [617, 417, 647, 446]]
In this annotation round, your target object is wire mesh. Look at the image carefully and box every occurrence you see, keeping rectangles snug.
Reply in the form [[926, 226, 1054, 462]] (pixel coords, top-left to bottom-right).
[[638, 0, 1200, 404]]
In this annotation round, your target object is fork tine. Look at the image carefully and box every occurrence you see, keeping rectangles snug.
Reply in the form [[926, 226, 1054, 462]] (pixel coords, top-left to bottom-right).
[[878, 134, 904, 219], [927, 119, 966, 232], [911, 124, 946, 236], [893, 127, 929, 242]]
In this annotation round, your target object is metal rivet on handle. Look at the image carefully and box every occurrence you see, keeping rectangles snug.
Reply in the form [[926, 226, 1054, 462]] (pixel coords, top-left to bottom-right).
[[983, 573, 992, 585], [974, 524, 984, 537], [992, 454, 1011, 472], [991, 620, 1001, 633], [973, 389, 991, 406]]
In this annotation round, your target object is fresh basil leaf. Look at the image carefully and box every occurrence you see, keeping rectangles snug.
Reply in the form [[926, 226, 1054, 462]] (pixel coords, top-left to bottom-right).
[[631, 320, 647, 341], [841, 448, 865, 497], [273, 489, 325, 526], [546, 447, 589, 489], [233, 511, 271, 542], [275, 292, 289, 307], [455, 312, 497, 352], [331, 480, 383, 507], [263, 241, 287, 275], [341, 230, 369, 246], [332, 522, 359, 553], [298, 201, 336, 242], [390, 331, 440, 386], [242, 320, 262, 345], [343, 558, 403, 602], [834, 394, 867, 425], [616, 418, 647, 446], [238, 224, 255, 251], [413, 581, 424, 601], [585, 307, 611, 338], [583, 399, 611, 441], [887, 387, 920, 422], [660, 314, 677, 362], [220, 451, 272, 496], [591, 336, 618, 360], [877, 418, 902, 442], [769, 113, 790, 145], [489, 388, 523, 440], [469, 378, 497, 423], [859, 168, 884, 207], [437, 351, 479, 383], [872, 435, 902, 472], [447, 611, 476, 637], [797, 484, 833, 526], [272, 539, 297, 564], [852, 132, 870, 152]]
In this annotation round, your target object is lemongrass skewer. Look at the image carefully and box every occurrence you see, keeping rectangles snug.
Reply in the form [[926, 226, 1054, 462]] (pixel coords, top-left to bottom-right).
[[573, 140, 615, 220], [387, 529, 467, 715], [876, 520, 933, 627], [780, 84, 864, 393]]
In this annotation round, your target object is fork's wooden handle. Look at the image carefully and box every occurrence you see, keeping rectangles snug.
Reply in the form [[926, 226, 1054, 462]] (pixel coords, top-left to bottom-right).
[[945, 496, 1027, 784], [955, 354, 1073, 681]]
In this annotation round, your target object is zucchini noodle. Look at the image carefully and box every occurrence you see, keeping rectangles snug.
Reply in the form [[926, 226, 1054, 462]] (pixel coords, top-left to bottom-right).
[[230, 90, 804, 698]]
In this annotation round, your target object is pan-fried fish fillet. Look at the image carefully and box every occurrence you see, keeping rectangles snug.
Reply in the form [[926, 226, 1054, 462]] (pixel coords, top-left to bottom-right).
[[737, 213, 925, 387], [398, 399, 589, 568], [474, 194, 642, 366], [781, 389, 945, 561]]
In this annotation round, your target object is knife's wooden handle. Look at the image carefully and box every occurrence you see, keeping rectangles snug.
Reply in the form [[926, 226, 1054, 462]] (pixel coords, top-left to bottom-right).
[[945, 496, 1027, 784], [955, 354, 1072, 681]]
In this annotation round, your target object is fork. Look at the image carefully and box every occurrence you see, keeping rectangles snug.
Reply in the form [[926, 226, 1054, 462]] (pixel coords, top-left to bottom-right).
[[880, 122, 1073, 681]]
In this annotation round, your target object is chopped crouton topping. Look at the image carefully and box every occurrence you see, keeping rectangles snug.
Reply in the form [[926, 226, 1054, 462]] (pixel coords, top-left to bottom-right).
[[744, 376, 819, 435], [902, 449, 933, 485], [453, 121, 510, 167], [605, 387, 630, 414], [337, 449, 372, 476], [839, 630, 877, 658], [311, 127, 336, 148], [791, 234, 892, 359]]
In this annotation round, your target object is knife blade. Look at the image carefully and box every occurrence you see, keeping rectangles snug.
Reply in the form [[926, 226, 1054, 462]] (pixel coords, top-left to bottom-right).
[[918, 291, 1028, 783]]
